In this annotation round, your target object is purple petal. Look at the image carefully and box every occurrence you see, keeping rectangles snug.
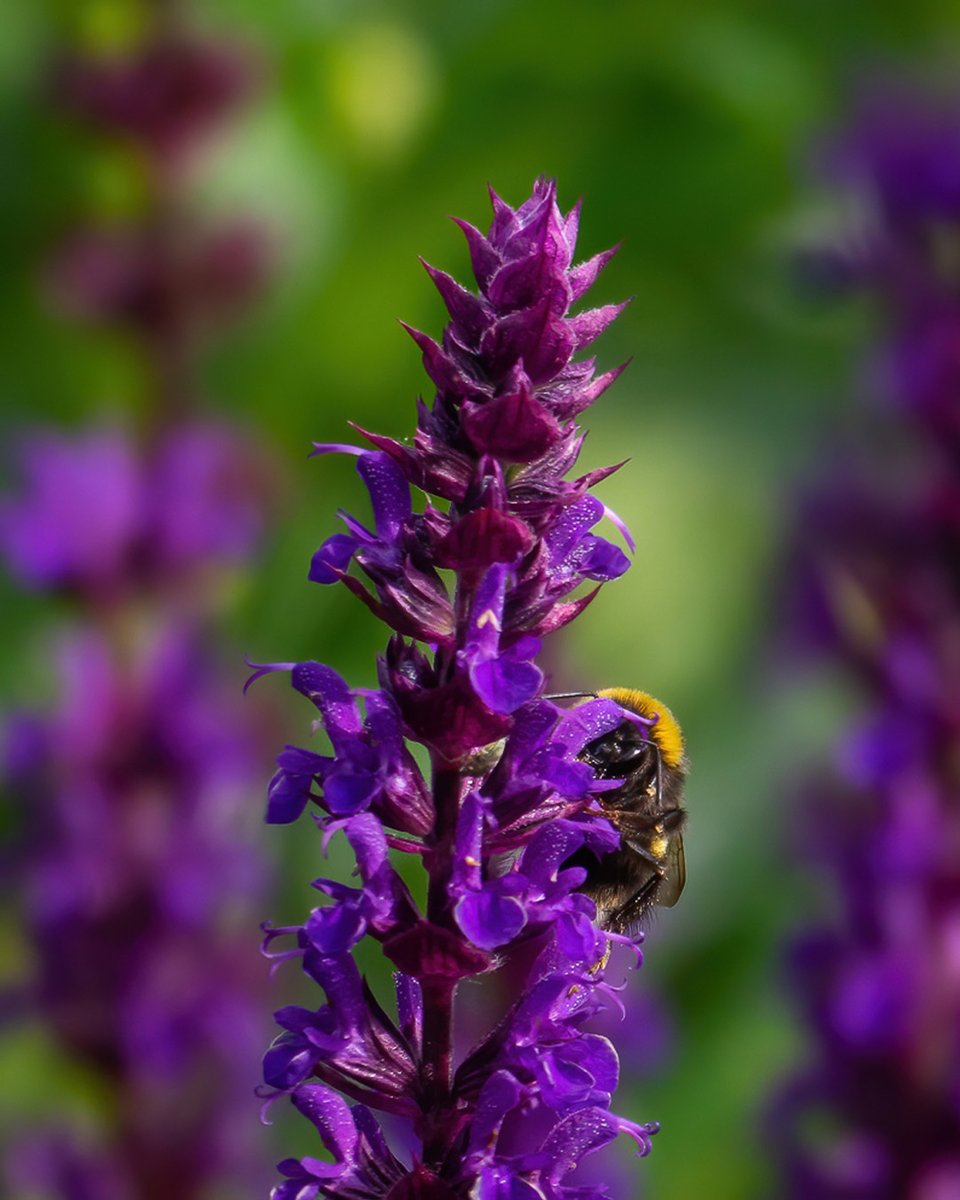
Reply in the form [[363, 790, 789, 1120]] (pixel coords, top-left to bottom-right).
[[538, 1108, 619, 1182], [357, 452, 411, 541], [290, 1085, 358, 1169], [267, 766, 315, 824], [323, 770, 379, 815], [456, 891, 527, 950], [291, 662, 363, 737], [452, 792, 485, 892], [579, 536, 630, 582], [471, 656, 543, 715], [309, 532, 358, 584], [264, 1038, 318, 1090], [343, 813, 390, 878], [466, 565, 508, 658], [469, 1070, 527, 1156], [305, 902, 367, 954], [546, 495, 603, 559]]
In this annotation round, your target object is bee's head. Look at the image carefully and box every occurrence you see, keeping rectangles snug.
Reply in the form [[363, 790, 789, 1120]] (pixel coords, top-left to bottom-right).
[[550, 687, 686, 787], [580, 717, 662, 782], [595, 688, 685, 771]]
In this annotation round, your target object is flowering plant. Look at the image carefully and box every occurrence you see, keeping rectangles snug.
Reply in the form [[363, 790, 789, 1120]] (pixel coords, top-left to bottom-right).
[[0, 13, 274, 1198], [255, 180, 660, 1198], [774, 84, 960, 1198]]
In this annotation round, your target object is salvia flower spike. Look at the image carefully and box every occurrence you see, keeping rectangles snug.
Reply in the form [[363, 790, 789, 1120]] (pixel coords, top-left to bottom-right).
[[774, 83, 960, 1198], [1, 14, 274, 1197], [256, 180, 659, 1198]]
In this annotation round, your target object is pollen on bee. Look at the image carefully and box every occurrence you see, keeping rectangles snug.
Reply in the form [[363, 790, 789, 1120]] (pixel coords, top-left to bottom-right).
[[649, 833, 668, 860]]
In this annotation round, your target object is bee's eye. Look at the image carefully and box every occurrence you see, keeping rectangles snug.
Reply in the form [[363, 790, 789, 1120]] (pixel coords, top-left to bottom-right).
[[613, 742, 651, 767], [583, 724, 657, 775], [583, 733, 624, 766]]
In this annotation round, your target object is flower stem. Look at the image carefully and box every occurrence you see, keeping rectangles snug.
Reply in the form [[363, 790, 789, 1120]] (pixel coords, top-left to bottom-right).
[[420, 761, 464, 1164], [420, 976, 456, 1166]]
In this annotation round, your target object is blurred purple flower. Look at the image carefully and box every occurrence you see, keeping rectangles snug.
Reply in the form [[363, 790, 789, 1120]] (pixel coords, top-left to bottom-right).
[[2, 12, 278, 1199], [256, 181, 660, 1197], [812, 79, 960, 441], [45, 221, 271, 339], [820, 80, 960, 225], [5, 1135, 127, 1200], [774, 82, 960, 1198], [4, 622, 271, 1199], [44, 21, 271, 416], [0, 429, 140, 590], [56, 34, 257, 167], [0, 422, 270, 595]]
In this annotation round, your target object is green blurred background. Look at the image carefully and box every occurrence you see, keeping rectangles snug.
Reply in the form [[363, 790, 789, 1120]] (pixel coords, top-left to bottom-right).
[[2, 1, 956, 1196]]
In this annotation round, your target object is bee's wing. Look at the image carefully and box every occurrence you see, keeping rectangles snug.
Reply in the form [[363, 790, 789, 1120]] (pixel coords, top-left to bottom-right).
[[656, 834, 685, 907]]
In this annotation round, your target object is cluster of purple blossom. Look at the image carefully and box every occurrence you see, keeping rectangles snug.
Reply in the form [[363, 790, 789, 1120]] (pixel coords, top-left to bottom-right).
[[1, 14, 274, 1200], [775, 84, 960, 1199], [47, 22, 269, 410], [2, 423, 265, 596], [256, 180, 660, 1199], [2, 530, 268, 1199]]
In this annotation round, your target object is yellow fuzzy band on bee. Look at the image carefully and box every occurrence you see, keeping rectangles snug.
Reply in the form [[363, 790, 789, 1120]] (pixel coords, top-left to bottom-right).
[[596, 687, 685, 769]]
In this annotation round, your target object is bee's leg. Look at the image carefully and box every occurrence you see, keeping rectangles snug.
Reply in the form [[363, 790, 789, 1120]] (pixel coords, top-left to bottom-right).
[[590, 872, 662, 971], [608, 871, 663, 935], [621, 838, 663, 871]]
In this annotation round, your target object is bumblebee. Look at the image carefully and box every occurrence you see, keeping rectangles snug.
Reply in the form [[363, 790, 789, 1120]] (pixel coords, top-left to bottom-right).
[[569, 687, 688, 935]]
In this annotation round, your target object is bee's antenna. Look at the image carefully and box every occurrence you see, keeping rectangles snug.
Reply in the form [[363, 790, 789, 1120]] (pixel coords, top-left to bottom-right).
[[545, 691, 598, 701]]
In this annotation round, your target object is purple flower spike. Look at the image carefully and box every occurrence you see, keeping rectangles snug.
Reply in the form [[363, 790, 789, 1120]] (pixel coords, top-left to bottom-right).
[[772, 81, 960, 1197], [2, 619, 275, 1198], [258, 182, 659, 1195], [2, 10, 278, 1198]]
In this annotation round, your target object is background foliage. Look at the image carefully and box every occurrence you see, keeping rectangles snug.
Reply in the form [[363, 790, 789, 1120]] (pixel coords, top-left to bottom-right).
[[1, 2, 955, 1196]]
